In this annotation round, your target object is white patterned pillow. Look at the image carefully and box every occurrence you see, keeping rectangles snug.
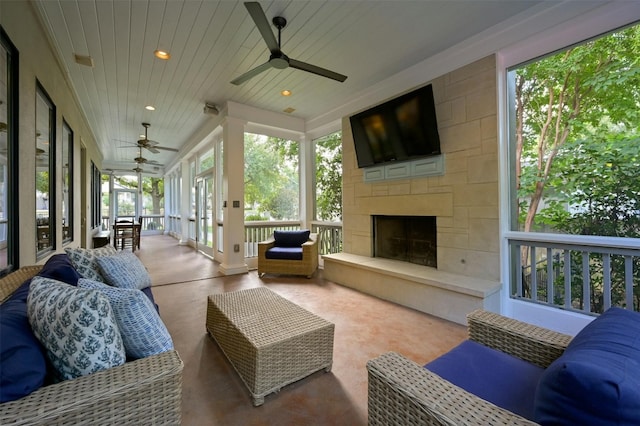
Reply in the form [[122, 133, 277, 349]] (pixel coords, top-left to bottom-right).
[[96, 251, 151, 290], [27, 276, 126, 381], [64, 246, 117, 282], [78, 279, 173, 359]]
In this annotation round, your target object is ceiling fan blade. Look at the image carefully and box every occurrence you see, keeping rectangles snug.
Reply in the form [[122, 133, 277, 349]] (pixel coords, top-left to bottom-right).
[[245, 2, 279, 53], [231, 61, 272, 85], [154, 146, 179, 152], [144, 145, 161, 154], [289, 58, 347, 82]]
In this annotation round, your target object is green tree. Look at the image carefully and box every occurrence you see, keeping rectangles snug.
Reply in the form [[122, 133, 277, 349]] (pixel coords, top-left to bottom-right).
[[315, 132, 342, 221], [515, 24, 640, 312], [515, 24, 640, 233], [244, 133, 299, 220], [141, 177, 164, 214]]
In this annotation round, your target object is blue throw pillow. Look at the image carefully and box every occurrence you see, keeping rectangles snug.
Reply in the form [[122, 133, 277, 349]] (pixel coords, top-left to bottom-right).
[[37, 253, 81, 286], [78, 279, 173, 360], [96, 251, 151, 290], [425, 339, 545, 420], [0, 295, 47, 403], [273, 230, 310, 248], [534, 307, 640, 425]]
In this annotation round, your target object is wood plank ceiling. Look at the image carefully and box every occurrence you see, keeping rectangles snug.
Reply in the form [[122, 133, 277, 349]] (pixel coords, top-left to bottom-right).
[[32, 0, 569, 172]]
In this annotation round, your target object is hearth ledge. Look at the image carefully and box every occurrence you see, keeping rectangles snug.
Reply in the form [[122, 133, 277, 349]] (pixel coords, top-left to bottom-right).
[[322, 253, 501, 325]]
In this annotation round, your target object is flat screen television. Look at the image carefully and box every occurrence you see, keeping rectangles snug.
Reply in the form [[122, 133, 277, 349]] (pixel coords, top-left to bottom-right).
[[349, 84, 441, 168]]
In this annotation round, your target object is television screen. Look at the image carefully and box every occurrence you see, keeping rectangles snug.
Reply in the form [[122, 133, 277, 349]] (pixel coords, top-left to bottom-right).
[[349, 84, 441, 168]]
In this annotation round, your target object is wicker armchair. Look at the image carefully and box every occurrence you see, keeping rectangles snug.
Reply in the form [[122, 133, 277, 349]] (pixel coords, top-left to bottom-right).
[[366, 310, 573, 426], [258, 232, 319, 278], [0, 265, 183, 425]]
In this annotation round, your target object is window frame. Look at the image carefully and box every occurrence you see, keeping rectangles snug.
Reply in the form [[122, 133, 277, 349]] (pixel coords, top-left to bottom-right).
[[0, 26, 18, 274], [35, 80, 56, 258]]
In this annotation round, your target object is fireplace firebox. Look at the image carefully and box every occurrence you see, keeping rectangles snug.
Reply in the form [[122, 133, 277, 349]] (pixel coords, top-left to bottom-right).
[[373, 215, 437, 267]]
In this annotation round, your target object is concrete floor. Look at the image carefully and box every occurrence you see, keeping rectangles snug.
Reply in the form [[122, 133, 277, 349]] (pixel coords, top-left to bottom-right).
[[138, 235, 467, 426]]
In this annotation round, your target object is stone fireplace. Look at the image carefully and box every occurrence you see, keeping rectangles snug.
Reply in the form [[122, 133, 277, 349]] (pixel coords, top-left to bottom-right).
[[373, 215, 436, 267], [322, 55, 503, 325]]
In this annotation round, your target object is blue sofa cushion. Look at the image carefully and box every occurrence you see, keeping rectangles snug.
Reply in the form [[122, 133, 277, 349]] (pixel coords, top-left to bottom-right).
[[425, 339, 545, 420], [273, 230, 310, 248], [37, 253, 81, 286], [534, 307, 640, 425], [265, 247, 303, 260], [0, 281, 47, 403]]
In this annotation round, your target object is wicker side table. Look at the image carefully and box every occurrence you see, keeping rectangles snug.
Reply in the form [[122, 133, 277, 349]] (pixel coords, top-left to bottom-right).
[[206, 287, 334, 406]]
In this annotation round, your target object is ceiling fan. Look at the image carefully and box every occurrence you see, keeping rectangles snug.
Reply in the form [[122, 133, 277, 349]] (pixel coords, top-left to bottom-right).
[[231, 2, 348, 85], [133, 146, 163, 167], [122, 122, 178, 154]]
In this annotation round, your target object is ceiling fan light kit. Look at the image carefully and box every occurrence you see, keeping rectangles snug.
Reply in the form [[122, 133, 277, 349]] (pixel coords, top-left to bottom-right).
[[231, 2, 347, 85]]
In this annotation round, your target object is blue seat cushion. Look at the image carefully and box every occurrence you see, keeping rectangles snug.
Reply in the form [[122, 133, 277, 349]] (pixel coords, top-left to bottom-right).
[[0, 282, 47, 403], [534, 307, 640, 425], [265, 247, 303, 260], [425, 339, 545, 420], [273, 230, 310, 248]]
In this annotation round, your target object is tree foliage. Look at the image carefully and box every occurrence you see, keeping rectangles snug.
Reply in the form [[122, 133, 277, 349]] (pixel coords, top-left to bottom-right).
[[514, 24, 640, 312], [315, 132, 342, 221], [244, 133, 299, 220], [515, 24, 640, 233]]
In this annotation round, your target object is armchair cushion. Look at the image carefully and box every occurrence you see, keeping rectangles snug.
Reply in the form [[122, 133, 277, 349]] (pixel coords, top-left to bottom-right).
[[425, 339, 544, 420], [273, 229, 310, 247], [265, 247, 304, 261], [534, 307, 640, 425]]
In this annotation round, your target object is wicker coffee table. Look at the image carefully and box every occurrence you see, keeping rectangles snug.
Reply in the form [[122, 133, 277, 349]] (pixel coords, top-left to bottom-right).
[[206, 287, 335, 406]]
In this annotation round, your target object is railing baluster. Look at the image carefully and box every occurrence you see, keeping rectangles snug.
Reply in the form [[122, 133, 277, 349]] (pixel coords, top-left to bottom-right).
[[582, 251, 590, 313], [625, 255, 633, 310], [530, 246, 537, 301], [564, 250, 572, 309], [603, 254, 612, 310], [515, 244, 523, 297], [546, 248, 554, 304]]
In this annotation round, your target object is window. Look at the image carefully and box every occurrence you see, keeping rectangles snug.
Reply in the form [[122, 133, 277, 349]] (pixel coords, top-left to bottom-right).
[[91, 162, 101, 229], [313, 131, 342, 222], [198, 148, 214, 173], [35, 82, 55, 257], [141, 176, 164, 231], [62, 120, 73, 243], [507, 23, 640, 313], [244, 133, 299, 221], [0, 27, 18, 273]]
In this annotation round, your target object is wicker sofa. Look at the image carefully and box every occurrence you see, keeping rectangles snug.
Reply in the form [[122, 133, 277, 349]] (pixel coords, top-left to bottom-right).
[[258, 230, 319, 278], [367, 309, 573, 425], [0, 264, 183, 425]]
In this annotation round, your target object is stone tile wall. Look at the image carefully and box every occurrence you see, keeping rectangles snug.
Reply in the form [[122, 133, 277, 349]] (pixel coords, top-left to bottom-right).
[[341, 55, 499, 282]]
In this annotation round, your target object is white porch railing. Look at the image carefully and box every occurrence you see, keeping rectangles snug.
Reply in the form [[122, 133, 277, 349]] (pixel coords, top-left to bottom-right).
[[509, 233, 640, 315], [101, 215, 165, 233]]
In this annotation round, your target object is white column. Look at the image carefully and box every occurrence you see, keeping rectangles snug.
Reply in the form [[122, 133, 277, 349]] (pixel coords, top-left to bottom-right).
[[299, 133, 314, 229], [219, 116, 248, 275], [179, 159, 190, 245]]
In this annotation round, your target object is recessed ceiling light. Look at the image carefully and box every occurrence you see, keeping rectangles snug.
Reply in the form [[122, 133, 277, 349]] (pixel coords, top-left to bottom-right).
[[145, 105, 155, 111], [281, 89, 292, 96], [154, 50, 170, 60], [283, 107, 295, 114]]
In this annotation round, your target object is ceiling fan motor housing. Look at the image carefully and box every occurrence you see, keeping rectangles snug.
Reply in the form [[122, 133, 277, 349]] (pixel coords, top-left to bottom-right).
[[269, 52, 289, 69]]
